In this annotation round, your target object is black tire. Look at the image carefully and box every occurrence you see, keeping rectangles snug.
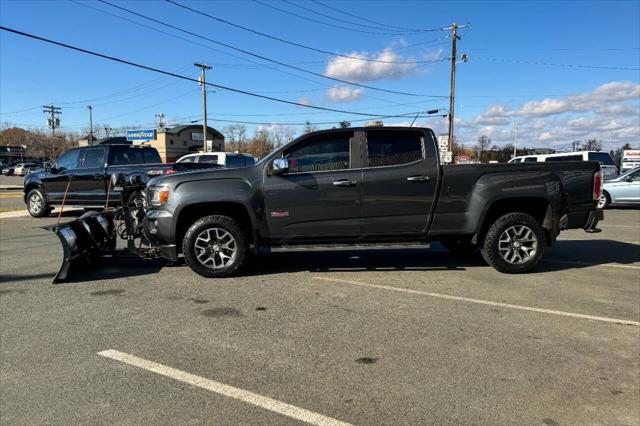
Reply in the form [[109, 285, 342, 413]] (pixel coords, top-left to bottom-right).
[[26, 189, 51, 218], [440, 236, 477, 257], [481, 212, 546, 274], [597, 191, 610, 209], [182, 215, 248, 278]]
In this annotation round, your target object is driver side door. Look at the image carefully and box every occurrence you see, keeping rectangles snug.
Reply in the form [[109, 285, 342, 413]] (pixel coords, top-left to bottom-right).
[[263, 130, 363, 241], [43, 149, 82, 204]]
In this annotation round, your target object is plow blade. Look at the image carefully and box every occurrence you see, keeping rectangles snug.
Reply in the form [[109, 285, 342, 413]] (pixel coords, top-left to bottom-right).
[[44, 211, 116, 283]]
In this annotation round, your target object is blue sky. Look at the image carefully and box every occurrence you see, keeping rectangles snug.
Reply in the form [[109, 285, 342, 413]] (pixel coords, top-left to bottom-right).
[[1, 0, 638, 149]]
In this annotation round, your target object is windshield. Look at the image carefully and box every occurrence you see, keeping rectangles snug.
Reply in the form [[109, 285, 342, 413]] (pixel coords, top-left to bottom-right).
[[588, 152, 616, 166]]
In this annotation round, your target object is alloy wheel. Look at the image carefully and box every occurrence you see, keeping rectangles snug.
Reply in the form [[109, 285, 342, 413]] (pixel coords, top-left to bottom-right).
[[498, 225, 538, 265], [193, 227, 237, 269]]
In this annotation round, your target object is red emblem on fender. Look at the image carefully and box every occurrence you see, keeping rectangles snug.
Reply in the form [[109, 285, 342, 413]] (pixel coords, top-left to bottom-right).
[[270, 211, 290, 218]]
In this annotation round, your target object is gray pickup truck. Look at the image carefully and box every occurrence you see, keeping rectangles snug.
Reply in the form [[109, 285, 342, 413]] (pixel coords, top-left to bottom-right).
[[142, 127, 603, 276]]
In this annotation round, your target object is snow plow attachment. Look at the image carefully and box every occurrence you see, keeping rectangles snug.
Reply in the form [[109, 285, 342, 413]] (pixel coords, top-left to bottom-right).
[[45, 211, 117, 284]]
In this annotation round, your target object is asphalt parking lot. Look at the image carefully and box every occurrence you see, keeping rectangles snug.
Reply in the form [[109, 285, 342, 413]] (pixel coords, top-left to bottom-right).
[[1, 209, 639, 425]]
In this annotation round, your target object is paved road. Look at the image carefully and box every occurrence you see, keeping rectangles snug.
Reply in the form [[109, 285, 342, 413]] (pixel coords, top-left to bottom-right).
[[1, 209, 639, 425]]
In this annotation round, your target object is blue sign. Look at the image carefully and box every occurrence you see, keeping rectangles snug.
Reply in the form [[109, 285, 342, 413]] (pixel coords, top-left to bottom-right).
[[126, 129, 156, 141]]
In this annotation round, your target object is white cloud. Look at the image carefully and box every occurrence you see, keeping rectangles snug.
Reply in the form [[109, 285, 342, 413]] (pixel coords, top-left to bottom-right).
[[324, 48, 416, 83], [326, 86, 365, 102], [297, 96, 312, 106], [456, 81, 640, 149]]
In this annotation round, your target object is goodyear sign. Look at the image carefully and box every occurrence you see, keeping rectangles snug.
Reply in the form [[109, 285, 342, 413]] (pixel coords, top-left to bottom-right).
[[126, 129, 156, 141]]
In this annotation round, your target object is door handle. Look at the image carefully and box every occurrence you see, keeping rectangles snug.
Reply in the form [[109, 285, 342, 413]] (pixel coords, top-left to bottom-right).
[[333, 179, 357, 187], [406, 175, 430, 182]]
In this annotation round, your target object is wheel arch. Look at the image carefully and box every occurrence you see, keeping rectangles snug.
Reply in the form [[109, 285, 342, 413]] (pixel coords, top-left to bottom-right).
[[174, 201, 255, 255]]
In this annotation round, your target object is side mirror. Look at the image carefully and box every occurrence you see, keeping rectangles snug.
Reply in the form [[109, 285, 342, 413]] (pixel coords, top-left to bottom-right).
[[272, 158, 289, 175], [626, 177, 634, 183], [43, 163, 52, 173]]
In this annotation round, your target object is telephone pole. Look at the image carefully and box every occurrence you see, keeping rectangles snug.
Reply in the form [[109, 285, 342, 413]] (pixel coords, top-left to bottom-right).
[[445, 22, 470, 161], [194, 63, 212, 153], [43, 104, 61, 136], [87, 105, 93, 145], [513, 121, 518, 158]]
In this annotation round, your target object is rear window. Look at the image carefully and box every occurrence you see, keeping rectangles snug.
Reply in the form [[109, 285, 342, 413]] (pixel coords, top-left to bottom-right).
[[143, 148, 161, 164], [367, 131, 423, 167], [111, 147, 160, 165], [588, 152, 615, 166], [545, 155, 583, 162], [225, 155, 247, 168]]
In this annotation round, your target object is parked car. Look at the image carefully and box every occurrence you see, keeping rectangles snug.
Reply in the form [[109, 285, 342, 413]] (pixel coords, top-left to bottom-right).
[[176, 152, 256, 168], [2, 162, 17, 176], [598, 167, 640, 209], [141, 127, 603, 276], [14, 162, 42, 176], [509, 151, 618, 179], [23, 145, 219, 217]]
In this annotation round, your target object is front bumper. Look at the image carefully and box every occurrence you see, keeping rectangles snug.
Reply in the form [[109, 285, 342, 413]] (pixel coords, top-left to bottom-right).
[[583, 208, 604, 233], [142, 209, 178, 260]]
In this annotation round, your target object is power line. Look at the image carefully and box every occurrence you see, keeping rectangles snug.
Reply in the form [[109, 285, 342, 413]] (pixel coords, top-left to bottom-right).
[[254, 0, 443, 35], [95, 0, 446, 98], [165, 0, 447, 65], [280, 0, 433, 34], [309, 0, 432, 33], [474, 56, 639, 71], [0, 25, 440, 117]]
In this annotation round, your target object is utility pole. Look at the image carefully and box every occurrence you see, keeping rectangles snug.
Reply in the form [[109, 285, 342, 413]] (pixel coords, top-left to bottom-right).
[[445, 22, 470, 162], [194, 63, 212, 153], [43, 104, 61, 136], [513, 121, 518, 158], [87, 105, 93, 145]]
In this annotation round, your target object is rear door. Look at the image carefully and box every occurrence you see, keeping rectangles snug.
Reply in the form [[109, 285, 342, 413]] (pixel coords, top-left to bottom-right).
[[75, 146, 107, 205], [263, 130, 362, 240], [361, 129, 439, 236]]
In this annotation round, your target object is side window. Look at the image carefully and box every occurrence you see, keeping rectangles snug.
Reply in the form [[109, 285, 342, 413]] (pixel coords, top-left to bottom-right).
[[179, 156, 197, 163], [199, 155, 218, 164], [55, 150, 80, 172], [143, 148, 161, 164], [284, 132, 352, 173], [546, 155, 583, 162], [524, 157, 538, 163], [366, 131, 423, 167], [627, 170, 640, 182], [78, 147, 105, 169]]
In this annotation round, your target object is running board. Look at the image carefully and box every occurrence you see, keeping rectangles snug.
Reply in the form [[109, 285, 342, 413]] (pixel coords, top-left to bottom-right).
[[269, 242, 430, 253]]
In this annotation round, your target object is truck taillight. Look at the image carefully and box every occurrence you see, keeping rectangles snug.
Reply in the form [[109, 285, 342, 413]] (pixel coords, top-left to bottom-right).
[[593, 170, 603, 200], [164, 169, 177, 176]]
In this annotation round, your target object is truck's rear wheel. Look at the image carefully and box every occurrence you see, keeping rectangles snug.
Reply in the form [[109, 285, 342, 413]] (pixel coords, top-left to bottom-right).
[[182, 215, 248, 278], [481, 212, 545, 273], [27, 189, 51, 218]]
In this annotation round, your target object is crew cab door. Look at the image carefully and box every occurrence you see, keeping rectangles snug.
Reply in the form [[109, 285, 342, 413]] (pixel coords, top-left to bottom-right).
[[264, 130, 362, 240], [75, 146, 107, 205], [43, 148, 83, 204], [361, 129, 439, 236]]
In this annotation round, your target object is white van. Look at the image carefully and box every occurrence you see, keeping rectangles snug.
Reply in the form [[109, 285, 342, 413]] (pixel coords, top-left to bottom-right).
[[509, 151, 618, 179], [176, 152, 256, 168]]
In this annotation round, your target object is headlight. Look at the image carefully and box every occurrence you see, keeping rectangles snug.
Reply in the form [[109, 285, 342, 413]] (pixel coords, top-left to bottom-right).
[[148, 186, 170, 207]]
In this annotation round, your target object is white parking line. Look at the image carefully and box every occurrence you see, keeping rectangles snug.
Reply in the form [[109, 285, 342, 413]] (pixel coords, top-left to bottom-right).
[[542, 259, 640, 270], [97, 349, 352, 426], [312, 277, 640, 327]]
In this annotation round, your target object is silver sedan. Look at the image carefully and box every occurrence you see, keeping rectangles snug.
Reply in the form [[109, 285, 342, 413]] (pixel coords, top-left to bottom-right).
[[598, 167, 640, 209]]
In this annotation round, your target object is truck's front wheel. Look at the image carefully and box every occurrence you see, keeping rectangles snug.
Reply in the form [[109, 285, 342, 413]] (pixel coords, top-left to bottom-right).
[[481, 212, 545, 273], [182, 215, 248, 278]]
